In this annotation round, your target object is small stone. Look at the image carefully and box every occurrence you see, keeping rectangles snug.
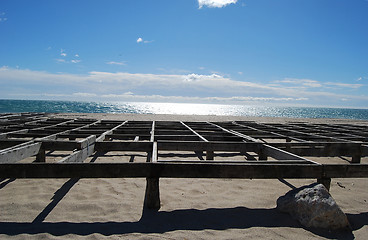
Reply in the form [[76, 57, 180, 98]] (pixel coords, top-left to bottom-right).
[[277, 183, 350, 230]]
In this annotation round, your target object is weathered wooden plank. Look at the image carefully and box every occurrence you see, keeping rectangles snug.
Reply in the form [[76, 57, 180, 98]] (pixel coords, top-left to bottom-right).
[[262, 145, 319, 164], [209, 122, 262, 143], [0, 139, 29, 149], [104, 134, 151, 141], [95, 141, 153, 152], [150, 121, 155, 142], [323, 164, 368, 178], [181, 121, 208, 142], [154, 135, 201, 141], [268, 142, 363, 157], [0, 142, 42, 163], [157, 141, 261, 152], [57, 144, 95, 163], [58, 136, 96, 163], [157, 160, 314, 164], [96, 121, 127, 142], [36, 140, 80, 151], [78, 135, 97, 149], [0, 162, 324, 179], [152, 142, 158, 162]]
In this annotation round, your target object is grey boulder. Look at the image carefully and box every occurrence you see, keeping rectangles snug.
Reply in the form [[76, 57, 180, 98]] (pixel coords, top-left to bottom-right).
[[277, 183, 350, 230]]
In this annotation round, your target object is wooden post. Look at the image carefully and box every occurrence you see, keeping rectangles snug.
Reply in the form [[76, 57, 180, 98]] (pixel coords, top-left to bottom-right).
[[144, 177, 160, 210], [35, 148, 46, 162], [286, 138, 291, 152], [352, 155, 361, 163], [258, 149, 267, 161], [206, 151, 214, 160], [317, 178, 331, 191]]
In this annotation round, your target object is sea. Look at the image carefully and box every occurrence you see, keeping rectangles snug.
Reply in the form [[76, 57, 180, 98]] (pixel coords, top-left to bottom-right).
[[1, 99, 368, 120]]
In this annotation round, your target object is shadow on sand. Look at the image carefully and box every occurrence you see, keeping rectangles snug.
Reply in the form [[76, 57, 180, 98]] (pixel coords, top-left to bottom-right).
[[0, 206, 365, 239]]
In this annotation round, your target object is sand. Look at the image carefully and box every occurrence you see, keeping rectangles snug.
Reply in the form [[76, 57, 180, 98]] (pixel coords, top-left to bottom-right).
[[1, 113, 367, 239]]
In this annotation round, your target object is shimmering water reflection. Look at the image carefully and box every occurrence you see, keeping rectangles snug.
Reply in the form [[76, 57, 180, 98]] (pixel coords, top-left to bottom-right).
[[1, 99, 368, 120]]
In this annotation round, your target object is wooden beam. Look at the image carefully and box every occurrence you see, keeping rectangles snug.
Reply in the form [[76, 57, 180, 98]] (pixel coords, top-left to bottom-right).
[[96, 121, 127, 142], [150, 121, 155, 142], [152, 142, 158, 163], [58, 136, 96, 163], [180, 121, 208, 142], [323, 164, 368, 178], [36, 140, 80, 151], [262, 145, 319, 164], [209, 122, 262, 143], [95, 141, 153, 152], [0, 129, 28, 140], [157, 141, 261, 152], [157, 160, 314, 164], [0, 142, 42, 163], [233, 121, 307, 142], [77, 135, 97, 149], [0, 162, 326, 179]]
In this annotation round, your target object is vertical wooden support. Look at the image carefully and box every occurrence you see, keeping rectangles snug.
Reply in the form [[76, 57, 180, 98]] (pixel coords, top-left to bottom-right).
[[206, 150, 214, 160], [35, 148, 46, 162], [144, 177, 160, 210], [286, 138, 291, 152], [317, 178, 331, 191], [258, 148, 267, 161], [352, 155, 361, 163]]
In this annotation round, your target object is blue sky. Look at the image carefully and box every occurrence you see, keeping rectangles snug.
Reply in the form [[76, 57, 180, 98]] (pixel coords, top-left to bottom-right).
[[1, 0, 367, 108]]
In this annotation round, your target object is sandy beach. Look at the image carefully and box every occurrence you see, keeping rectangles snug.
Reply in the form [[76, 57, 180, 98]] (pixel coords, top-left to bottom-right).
[[1, 113, 367, 240]]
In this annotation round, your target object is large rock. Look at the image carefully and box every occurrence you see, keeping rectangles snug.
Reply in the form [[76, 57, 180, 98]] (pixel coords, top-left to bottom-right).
[[277, 183, 350, 230]]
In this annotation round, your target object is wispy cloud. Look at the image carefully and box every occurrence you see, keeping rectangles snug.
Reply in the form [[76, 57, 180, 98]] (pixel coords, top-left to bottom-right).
[[106, 61, 126, 66], [0, 12, 7, 22], [56, 49, 81, 64], [60, 49, 67, 57], [325, 82, 363, 89], [1, 66, 367, 107], [275, 78, 322, 88], [137, 37, 153, 43], [198, 0, 238, 9]]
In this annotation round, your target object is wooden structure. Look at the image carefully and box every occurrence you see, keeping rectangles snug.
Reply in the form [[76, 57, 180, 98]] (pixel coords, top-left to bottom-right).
[[1, 112, 368, 210]]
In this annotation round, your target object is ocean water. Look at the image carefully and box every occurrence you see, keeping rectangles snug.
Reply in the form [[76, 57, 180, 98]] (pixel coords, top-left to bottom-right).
[[1, 99, 368, 120]]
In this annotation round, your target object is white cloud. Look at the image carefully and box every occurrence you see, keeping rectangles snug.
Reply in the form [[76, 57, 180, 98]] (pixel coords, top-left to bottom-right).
[[325, 82, 363, 89], [71, 59, 81, 63], [357, 77, 362, 81], [0, 12, 7, 22], [73, 92, 97, 97], [75, 54, 79, 58], [137, 37, 153, 44], [198, 0, 237, 9], [275, 78, 322, 88], [106, 61, 126, 66], [1, 66, 367, 107], [99, 93, 307, 103]]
